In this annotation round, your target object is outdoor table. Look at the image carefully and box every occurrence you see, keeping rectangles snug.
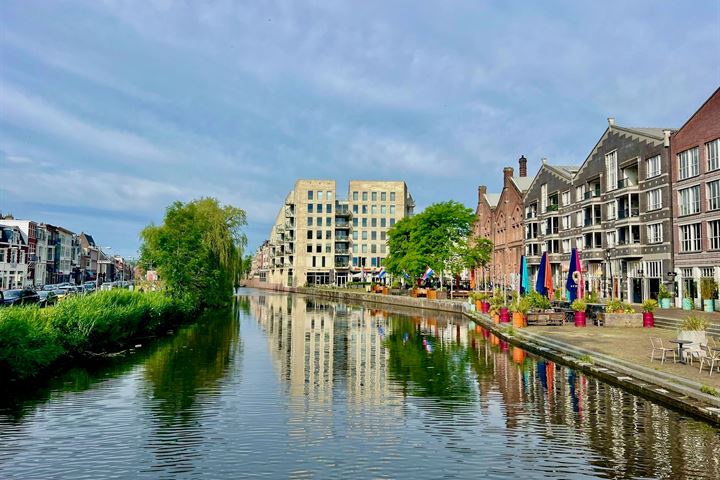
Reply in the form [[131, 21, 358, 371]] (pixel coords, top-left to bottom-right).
[[669, 339, 693, 364], [586, 303, 607, 326]]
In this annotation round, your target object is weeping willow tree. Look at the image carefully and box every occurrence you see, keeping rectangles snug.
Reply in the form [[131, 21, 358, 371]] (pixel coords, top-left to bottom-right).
[[140, 198, 247, 309]]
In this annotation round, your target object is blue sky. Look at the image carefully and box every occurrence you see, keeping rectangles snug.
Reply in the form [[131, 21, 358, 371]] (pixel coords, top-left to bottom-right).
[[1, 1, 718, 258]]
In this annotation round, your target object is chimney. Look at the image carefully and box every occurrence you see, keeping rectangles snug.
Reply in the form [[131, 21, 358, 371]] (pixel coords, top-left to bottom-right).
[[541, 157, 547, 165], [478, 185, 486, 203], [608, 117, 615, 126], [503, 167, 514, 181], [518, 155, 527, 177], [663, 129, 671, 148]]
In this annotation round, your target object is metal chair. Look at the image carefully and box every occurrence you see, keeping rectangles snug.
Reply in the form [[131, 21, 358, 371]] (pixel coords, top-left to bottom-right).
[[650, 337, 676, 364], [699, 344, 720, 376]]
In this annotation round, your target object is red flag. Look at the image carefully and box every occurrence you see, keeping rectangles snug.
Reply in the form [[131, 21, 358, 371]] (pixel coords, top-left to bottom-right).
[[544, 262, 554, 300]]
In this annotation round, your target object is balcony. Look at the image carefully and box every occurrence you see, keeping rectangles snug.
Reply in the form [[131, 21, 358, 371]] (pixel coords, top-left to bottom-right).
[[334, 259, 350, 269], [526, 211, 537, 219], [335, 206, 352, 217], [335, 220, 351, 228], [617, 208, 640, 220], [617, 178, 638, 190], [335, 248, 350, 255], [584, 218, 602, 227], [546, 204, 559, 212], [583, 190, 601, 200]]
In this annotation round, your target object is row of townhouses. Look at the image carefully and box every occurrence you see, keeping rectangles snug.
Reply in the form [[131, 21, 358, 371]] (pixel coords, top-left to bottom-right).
[[477, 87, 719, 307], [253, 180, 414, 288], [0, 217, 131, 290]]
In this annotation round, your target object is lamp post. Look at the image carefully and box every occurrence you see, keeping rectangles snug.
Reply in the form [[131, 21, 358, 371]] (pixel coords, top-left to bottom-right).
[[604, 249, 612, 299]]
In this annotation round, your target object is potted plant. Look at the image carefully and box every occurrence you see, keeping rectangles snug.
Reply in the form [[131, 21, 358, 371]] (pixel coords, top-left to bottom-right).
[[700, 277, 716, 312], [510, 295, 531, 328], [599, 299, 641, 327], [658, 284, 671, 309], [571, 298, 587, 327], [641, 299, 657, 327], [489, 293, 504, 324], [678, 314, 709, 348], [682, 288, 694, 310]]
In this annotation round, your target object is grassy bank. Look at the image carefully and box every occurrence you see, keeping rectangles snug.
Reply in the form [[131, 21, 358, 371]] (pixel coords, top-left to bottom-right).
[[0, 290, 193, 382]]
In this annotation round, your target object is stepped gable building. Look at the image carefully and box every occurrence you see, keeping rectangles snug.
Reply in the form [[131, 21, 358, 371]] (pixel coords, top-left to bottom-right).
[[474, 156, 532, 289], [523, 160, 579, 285], [559, 118, 674, 302], [671, 87, 720, 307]]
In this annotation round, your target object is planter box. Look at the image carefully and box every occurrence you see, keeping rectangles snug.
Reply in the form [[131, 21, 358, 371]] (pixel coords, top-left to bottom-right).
[[435, 291, 448, 300], [526, 311, 565, 326], [678, 330, 707, 345], [598, 312, 643, 327]]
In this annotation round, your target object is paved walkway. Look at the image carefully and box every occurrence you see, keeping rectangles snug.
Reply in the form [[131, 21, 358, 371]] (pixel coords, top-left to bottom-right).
[[529, 325, 720, 389], [653, 307, 720, 325]]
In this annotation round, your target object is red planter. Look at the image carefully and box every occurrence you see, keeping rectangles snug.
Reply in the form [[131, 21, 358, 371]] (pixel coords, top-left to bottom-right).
[[499, 307, 510, 323], [481, 301, 490, 313], [642, 312, 655, 327], [574, 311, 586, 327]]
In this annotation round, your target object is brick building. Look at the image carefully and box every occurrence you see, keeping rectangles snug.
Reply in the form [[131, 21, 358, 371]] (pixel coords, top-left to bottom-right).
[[474, 156, 532, 290], [671, 87, 720, 307]]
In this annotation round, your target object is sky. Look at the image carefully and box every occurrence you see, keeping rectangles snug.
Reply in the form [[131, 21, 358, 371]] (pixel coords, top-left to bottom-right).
[[1, 0, 719, 258]]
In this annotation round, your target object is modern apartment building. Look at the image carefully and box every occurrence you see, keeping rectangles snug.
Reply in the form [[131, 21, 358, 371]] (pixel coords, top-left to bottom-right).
[[554, 119, 674, 302], [265, 179, 414, 288], [474, 157, 532, 289], [671, 88, 720, 306], [523, 161, 579, 286]]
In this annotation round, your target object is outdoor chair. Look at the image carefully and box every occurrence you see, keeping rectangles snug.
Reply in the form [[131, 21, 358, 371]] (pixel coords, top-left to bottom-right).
[[698, 344, 720, 376], [650, 337, 675, 364], [684, 343, 706, 365]]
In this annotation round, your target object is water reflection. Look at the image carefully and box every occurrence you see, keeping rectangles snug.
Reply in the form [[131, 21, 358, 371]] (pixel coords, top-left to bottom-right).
[[251, 293, 720, 479]]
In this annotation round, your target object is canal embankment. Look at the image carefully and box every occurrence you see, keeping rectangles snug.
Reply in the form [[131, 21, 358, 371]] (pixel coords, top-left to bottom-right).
[[251, 284, 720, 425], [0, 290, 193, 382]]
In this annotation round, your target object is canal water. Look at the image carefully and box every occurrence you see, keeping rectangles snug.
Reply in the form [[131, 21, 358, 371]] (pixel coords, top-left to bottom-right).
[[1, 290, 719, 479]]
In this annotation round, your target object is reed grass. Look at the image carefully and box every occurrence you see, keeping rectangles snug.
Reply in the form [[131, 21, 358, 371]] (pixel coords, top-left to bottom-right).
[[0, 290, 192, 381]]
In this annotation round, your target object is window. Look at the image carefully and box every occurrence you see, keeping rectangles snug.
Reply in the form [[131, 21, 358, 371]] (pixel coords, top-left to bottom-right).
[[371, 218, 377, 227], [380, 231, 386, 240], [318, 191, 323, 201], [362, 192, 368, 201], [708, 139, 720, 172], [390, 192, 396, 202], [645, 260, 662, 278], [575, 185, 584, 202], [361, 244, 367, 253], [362, 231, 368, 240], [645, 155, 661, 179], [562, 215, 571, 229], [353, 205, 358, 214], [326, 217, 332, 226], [352, 191, 358, 201], [371, 231, 377, 240], [371, 244, 377, 253], [307, 204, 313, 213], [678, 147, 699, 180], [562, 191, 570, 206], [362, 205, 368, 214], [380, 218, 386, 227], [316, 218, 322, 226], [709, 180, 720, 211], [380, 244, 386, 253], [371, 192, 377, 201], [362, 218, 367, 227], [701, 266, 714, 277], [308, 190, 314, 200], [679, 186, 700, 216], [679, 223, 701, 252], [390, 219, 395, 226], [606, 231, 616, 248], [326, 204, 332, 213], [352, 231, 358, 240], [390, 205, 395, 214], [710, 220, 720, 250], [325, 244, 331, 253], [327, 191, 332, 200], [371, 205, 377, 214], [381, 205, 386, 214], [607, 202, 616, 220], [325, 230, 332, 239], [540, 183, 547, 212], [647, 223, 663, 244], [307, 218, 313, 226], [317, 204, 323, 213], [352, 244, 358, 253], [605, 151, 617, 190], [381, 192, 386, 201], [647, 188, 662, 211], [353, 218, 358, 227], [307, 231, 313, 240], [316, 244, 322, 253]]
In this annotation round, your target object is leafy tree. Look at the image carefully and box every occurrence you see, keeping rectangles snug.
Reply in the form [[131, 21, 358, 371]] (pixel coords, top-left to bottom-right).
[[385, 201, 479, 284], [140, 198, 247, 309]]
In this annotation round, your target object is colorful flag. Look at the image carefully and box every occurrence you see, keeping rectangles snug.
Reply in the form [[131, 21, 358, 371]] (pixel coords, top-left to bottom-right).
[[422, 266, 434, 280], [402, 270, 410, 279], [378, 267, 386, 279]]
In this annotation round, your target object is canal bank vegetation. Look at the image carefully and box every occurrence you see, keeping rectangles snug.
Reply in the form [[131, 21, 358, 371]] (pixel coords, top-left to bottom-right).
[[1, 198, 248, 382], [0, 290, 192, 381]]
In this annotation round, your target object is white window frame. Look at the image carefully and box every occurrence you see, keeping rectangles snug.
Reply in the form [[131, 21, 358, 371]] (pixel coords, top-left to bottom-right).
[[646, 155, 661, 179], [708, 180, 720, 211], [709, 220, 720, 250], [678, 185, 700, 216], [678, 147, 699, 180], [679, 223, 701, 252], [707, 139, 719, 172], [647, 188, 662, 211], [605, 150, 617, 191], [647, 222, 663, 244]]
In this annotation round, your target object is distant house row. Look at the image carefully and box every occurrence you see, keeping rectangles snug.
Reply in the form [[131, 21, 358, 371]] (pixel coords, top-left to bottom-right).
[[476, 87, 720, 307], [0, 218, 131, 290]]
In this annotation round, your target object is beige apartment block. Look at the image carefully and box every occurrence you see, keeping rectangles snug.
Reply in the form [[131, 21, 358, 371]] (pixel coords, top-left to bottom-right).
[[262, 179, 414, 288]]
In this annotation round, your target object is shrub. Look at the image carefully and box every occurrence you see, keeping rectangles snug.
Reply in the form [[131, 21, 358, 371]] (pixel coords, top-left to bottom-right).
[[642, 299, 658, 313], [571, 299, 587, 312], [526, 291, 552, 310], [700, 277, 717, 300], [586, 290, 600, 303], [700, 385, 718, 396], [606, 299, 635, 314], [658, 284, 671, 300], [680, 315, 710, 331]]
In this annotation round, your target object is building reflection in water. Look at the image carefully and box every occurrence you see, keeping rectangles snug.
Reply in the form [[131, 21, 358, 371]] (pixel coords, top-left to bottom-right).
[[249, 294, 720, 479]]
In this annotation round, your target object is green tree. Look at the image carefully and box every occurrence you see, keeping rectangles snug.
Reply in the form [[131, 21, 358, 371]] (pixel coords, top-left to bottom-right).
[[140, 198, 247, 309], [385, 201, 477, 285]]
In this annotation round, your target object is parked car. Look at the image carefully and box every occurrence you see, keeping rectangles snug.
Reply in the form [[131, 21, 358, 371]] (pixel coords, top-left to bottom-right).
[[38, 290, 59, 307], [43, 283, 61, 291], [100, 282, 116, 291], [0, 288, 41, 307], [56, 286, 78, 299]]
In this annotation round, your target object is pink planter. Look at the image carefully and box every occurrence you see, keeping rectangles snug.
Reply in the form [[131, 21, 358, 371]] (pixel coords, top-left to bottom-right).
[[499, 307, 510, 323], [574, 311, 586, 327], [481, 301, 490, 313], [642, 312, 655, 328]]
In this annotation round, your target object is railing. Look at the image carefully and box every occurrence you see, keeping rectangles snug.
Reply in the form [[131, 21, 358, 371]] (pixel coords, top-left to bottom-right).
[[526, 211, 537, 219], [583, 190, 601, 200], [334, 248, 349, 254], [546, 204, 559, 212], [335, 221, 351, 228], [584, 218, 602, 227], [617, 178, 636, 189], [617, 207, 640, 219]]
